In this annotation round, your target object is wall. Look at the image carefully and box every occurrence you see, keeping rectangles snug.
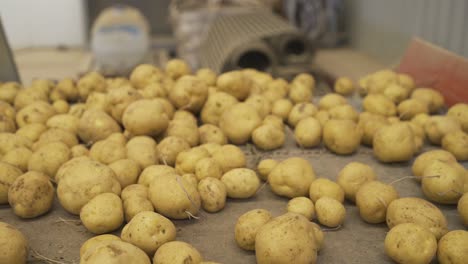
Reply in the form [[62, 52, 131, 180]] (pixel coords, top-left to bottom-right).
[[0, 0, 87, 48], [345, 0, 468, 65]]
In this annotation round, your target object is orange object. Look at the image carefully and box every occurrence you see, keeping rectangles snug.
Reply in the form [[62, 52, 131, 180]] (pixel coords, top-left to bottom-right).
[[397, 38, 468, 106]]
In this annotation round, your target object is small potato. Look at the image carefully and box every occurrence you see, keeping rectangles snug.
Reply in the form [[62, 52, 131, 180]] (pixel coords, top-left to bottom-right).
[[356, 181, 399, 223], [55, 156, 91, 183], [169, 75, 208, 113], [422, 160, 464, 204], [109, 159, 141, 188], [77, 71, 107, 99], [0, 222, 28, 264], [315, 110, 330, 127], [216, 71, 250, 100], [448, 103, 468, 133], [411, 113, 430, 127], [221, 168, 260, 199], [71, 144, 89, 158], [56, 78, 79, 102], [198, 124, 227, 145], [397, 98, 429, 120], [46, 114, 79, 134], [373, 122, 415, 162], [219, 103, 261, 144], [442, 130, 468, 160], [245, 95, 272, 118], [138, 165, 176, 187], [328, 104, 359, 122], [121, 184, 149, 201], [252, 124, 285, 150], [15, 123, 46, 142], [198, 177, 227, 213], [363, 94, 397, 116], [126, 136, 159, 169], [271, 99, 293, 120], [8, 171, 54, 218], [318, 93, 347, 111], [196, 68, 217, 86], [175, 147, 210, 175], [165, 120, 199, 147], [334, 77, 354, 96], [0, 133, 32, 156], [293, 73, 315, 92], [78, 110, 121, 144], [289, 81, 312, 103], [16, 101, 56, 128], [287, 102, 318, 127], [255, 213, 318, 264], [383, 83, 409, 104], [121, 211, 176, 255], [411, 87, 444, 113], [412, 150, 457, 180], [107, 86, 142, 123], [386, 197, 448, 239], [262, 114, 284, 129], [437, 230, 468, 264], [2, 147, 32, 172], [165, 59, 191, 79], [0, 162, 23, 204], [425, 115, 461, 145], [212, 144, 246, 173], [384, 223, 437, 264], [81, 240, 151, 264], [287, 197, 315, 220], [323, 119, 361, 155], [123, 99, 169, 137], [123, 195, 154, 222], [268, 157, 316, 198], [0, 82, 20, 104], [79, 234, 121, 258], [149, 174, 201, 219], [28, 141, 71, 179], [130, 64, 164, 89], [397, 73, 415, 91], [153, 241, 202, 264], [262, 78, 288, 102], [235, 209, 272, 250], [80, 193, 124, 234], [358, 113, 389, 146], [309, 178, 345, 203], [458, 193, 468, 226], [315, 197, 346, 227], [89, 134, 127, 165], [156, 136, 190, 166], [294, 117, 321, 148], [195, 158, 223, 180], [257, 159, 278, 181], [85, 92, 110, 113], [337, 162, 376, 202], [35, 128, 78, 150], [200, 92, 238, 125], [173, 110, 197, 125]]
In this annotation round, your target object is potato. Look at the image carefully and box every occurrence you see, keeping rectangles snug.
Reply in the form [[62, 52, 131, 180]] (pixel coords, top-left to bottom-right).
[[138, 82, 167, 99], [200, 92, 238, 125], [153, 241, 202, 264], [235, 209, 272, 251], [421, 160, 464, 204], [458, 193, 468, 226], [318, 93, 347, 111], [373, 122, 415, 162], [81, 240, 151, 264], [123, 195, 154, 222], [448, 103, 468, 133], [0, 82, 20, 104], [194, 158, 223, 181], [0, 101, 16, 120], [78, 110, 121, 144], [263, 79, 288, 102], [2, 147, 32, 172], [28, 141, 71, 179], [292, 117, 321, 148], [138, 165, 176, 187], [437, 230, 468, 264], [255, 213, 317, 264], [287, 102, 318, 127], [79, 234, 121, 258], [315, 197, 346, 227], [271, 99, 293, 121], [89, 134, 126, 165], [165, 59, 191, 79], [106, 77, 132, 91], [199, 143, 221, 156], [425, 115, 461, 145], [196, 125, 226, 146], [46, 114, 79, 134], [80, 193, 124, 234], [122, 99, 168, 137], [155, 137, 189, 166], [165, 119, 199, 147], [55, 156, 91, 183], [149, 174, 201, 219], [77, 71, 107, 99], [262, 114, 284, 129], [107, 86, 142, 123], [14, 88, 48, 110], [212, 144, 246, 173], [328, 104, 359, 122], [198, 177, 227, 213], [293, 73, 315, 91], [121, 211, 176, 256], [175, 147, 210, 175], [287, 197, 315, 220], [121, 184, 148, 200], [68, 103, 87, 118], [0, 133, 32, 156], [0, 114, 16, 133], [108, 159, 141, 188], [196, 68, 217, 86], [0, 162, 22, 205], [334, 77, 354, 96], [216, 70, 249, 100], [386, 197, 448, 239], [8, 171, 54, 218], [254, 160, 277, 183], [57, 159, 121, 215], [441, 130, 468, 160], [288, 81, 312, 104], [397, 98, 429, 120], [15, 124, 44, 144], [16, 101, 56, 128], [384, 223, 437, 264], [315, 110, 330, 127], [411, 87, 444, 113], [252, 124, 285, 150], [85, 92, 110, 113], [219, 103, 261, 144], [130, 64, 163, 89], [355, 181, 399, 224], [323, 119, 361, 155], [245, 95, 272, 118], [35, 128, 78, 150], [173, 109, 197, 124], [55, 78, 79, 102], [126, 136, 159, 169], [221, 168, 260, 199], [411, 113, 430, 128], [412, 149, 457, 181], [268, 157, 316, 198], [363, 94, 397, 116], [0, 222, 28, 264], [397, 73, 415, 90], [309, 178, 344, 203], [337, 162, 376, 202], [71, 144, 89, 157], [169, 75, 208, 113]]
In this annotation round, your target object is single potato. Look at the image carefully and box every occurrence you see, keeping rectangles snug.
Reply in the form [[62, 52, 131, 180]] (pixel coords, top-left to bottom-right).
[[287, 197, 315, 220], [256, 159, 278, 181], [268, 157, 316, 198], [315, 197, 346, 227], [212, 144, 246, 173], [198, 177, 227, 213], [219, 103, 261, 144], [337, 162, 377, 202], [425, 115, 461, 145], [294, 117, 322, 148], [126, 136, 159, 169], [156, 136, 190, 166], [195, 158, 223, 181], [373, 122, 415, 162], [447, 103, 468, 133], [80, 193, 124, 234], [81, 240, 151, 264], [221, 168, 260, 199], [108, 159, 141, 189], [442, 130, 468, 161], [356, 181, 399, 224], [0, 222, 28, 264], [287, 102, 318, 127], [422, 160, 465, 204], [309, 178, 345, 203], [252, 124, 285, 150], [199, 124, 227, 145], [437, 230, 468, 264], [235, 209, 272, 251], [323, 119, 361, 155], [153, 241, 203, 264]]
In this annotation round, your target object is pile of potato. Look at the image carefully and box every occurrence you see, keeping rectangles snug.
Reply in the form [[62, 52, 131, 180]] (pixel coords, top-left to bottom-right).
[[0, 60, 467, 264]]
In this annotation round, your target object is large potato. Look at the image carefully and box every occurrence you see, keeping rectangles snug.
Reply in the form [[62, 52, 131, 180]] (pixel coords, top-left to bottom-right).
[[8, 171, 54, 218], [16, 101, 56, 128], [412, 150, 457, 180], [255, 213, 318, 264], [122, 99, 169, 137], [216, 71, 249, 100], [448, 103, 468, 133], [149, 174, 201, 219], [287, 197, 315, 220], [89, 133, 127, 165], [81, 240, 151, 264], [212, 144, 246, 173], [156, 136, 190, 166], [411, 87, 444, 113], [363, 94, 396, 116], [384, 223, 437, 264], [78, 110, 121, 144], [252, 124, 285, 150], [356, 181, 399, 224], [221, 168, 260, 199], [425, 115, 461, 145], [386, 197, 448, 239], [309, 178, 344, 203], [219, 103, 261, 144], [373, 122, 415, 162], [294, 117, 322, 148], [235, 209, 272, 251], [138, 165, 176, 187], [323, 119, 361, 155], [268, 157, 316, 198], [315, 197, 346, 227], [437, 230, 468, 264], [175, 146, 210, 175], [200, 92, 238, 125], [0, 222, 28, 264], [28, 141, 71, 180], [198, 177, 227, 213], [287, 102, 318, 127], [422, 160, 465, 204], [169, 75, 208, 113], [442, 130, 468, 160], [2, 147, 32, 172], [55, 156, 91, 183], [80, 193, 124, 234], [337, 162, 376, 202], [153, 241, 203, 264], [126, 136, 159, 169], [121, 211, 176, 255], [108, 159, 141, 188]]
